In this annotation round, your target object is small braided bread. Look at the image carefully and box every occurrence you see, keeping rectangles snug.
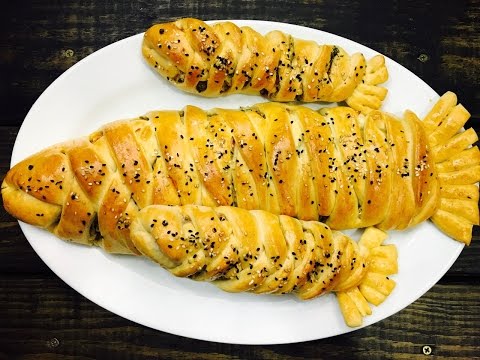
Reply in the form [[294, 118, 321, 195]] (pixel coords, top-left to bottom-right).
[[142, 18, 388, 113], [131, 204, 397, 326]]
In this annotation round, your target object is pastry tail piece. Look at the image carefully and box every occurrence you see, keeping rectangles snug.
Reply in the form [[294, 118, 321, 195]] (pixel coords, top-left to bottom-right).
[[130, 204, 397, 327], [422, 92, 480, 245], [142, 18, 388, 113], [334, 227, 397, 327], [345, 55, 389, 114]]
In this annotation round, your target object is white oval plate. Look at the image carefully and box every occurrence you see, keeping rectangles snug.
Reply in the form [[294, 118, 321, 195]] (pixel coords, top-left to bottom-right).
[[11, 20, 463, 344]]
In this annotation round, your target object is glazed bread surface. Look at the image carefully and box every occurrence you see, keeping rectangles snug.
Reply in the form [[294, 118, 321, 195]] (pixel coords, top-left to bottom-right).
[[142, 18, 388, 114], [2, 93, 479, 251], [131, 204, 398, 326]]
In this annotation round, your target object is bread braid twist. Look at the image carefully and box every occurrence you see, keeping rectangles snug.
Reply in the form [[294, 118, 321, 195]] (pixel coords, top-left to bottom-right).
[[131, 204, 363, 297]]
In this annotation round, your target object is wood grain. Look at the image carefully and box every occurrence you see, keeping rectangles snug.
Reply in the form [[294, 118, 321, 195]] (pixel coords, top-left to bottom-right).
[[1, 0, 479, 358], [0, 277, 478, 360], [1, 1, 479, 126]]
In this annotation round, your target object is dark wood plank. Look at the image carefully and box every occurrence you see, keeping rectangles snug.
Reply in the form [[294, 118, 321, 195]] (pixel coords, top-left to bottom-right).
[[0, 277, 478, 359], [1, 0, 479, 357], [1, 1, 479, 126], [0, 127, 17, 168]]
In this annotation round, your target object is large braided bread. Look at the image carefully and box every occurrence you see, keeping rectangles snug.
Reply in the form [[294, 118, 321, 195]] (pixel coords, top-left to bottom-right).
[[142, 18, 388, 114], [2, 93, 479, 255]]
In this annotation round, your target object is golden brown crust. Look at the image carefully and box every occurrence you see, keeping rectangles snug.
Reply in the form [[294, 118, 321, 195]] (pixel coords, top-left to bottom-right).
[[0, 104, 436, 244], [130, 204, 396, 327], [377, 114, 415, 230], [361, 111, 393, 225], [421, 92, 480, 245], [2, 94, 477, 246], [142, 18, 388, 113]]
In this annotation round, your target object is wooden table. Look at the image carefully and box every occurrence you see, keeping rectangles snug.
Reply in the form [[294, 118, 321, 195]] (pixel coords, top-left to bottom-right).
[[1, 1, 479, 358]]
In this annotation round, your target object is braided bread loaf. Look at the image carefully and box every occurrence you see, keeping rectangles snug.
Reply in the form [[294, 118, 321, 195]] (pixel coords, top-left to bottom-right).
[[2, 93, 479, 253], [131, 205, 397, 327], [142, 18, 388, 114]]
